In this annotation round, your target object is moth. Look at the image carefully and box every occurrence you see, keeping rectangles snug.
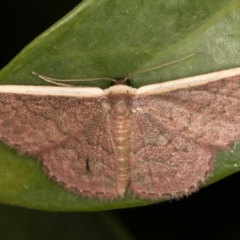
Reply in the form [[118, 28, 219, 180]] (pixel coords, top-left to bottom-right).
[[1, 56, 240, 200]]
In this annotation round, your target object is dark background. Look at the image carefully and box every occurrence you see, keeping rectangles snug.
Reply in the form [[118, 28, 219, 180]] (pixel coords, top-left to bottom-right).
[[1, 1, 240, 239]]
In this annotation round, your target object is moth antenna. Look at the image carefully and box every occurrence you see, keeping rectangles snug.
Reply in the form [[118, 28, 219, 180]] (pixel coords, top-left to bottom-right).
[[32, 71, 115, 86], [33, 53, 197, 86], [124, 53, 197, 81]]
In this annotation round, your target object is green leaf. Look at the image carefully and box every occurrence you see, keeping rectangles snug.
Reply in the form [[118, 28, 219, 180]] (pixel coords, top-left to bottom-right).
[[1, 0, 240, 211]]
